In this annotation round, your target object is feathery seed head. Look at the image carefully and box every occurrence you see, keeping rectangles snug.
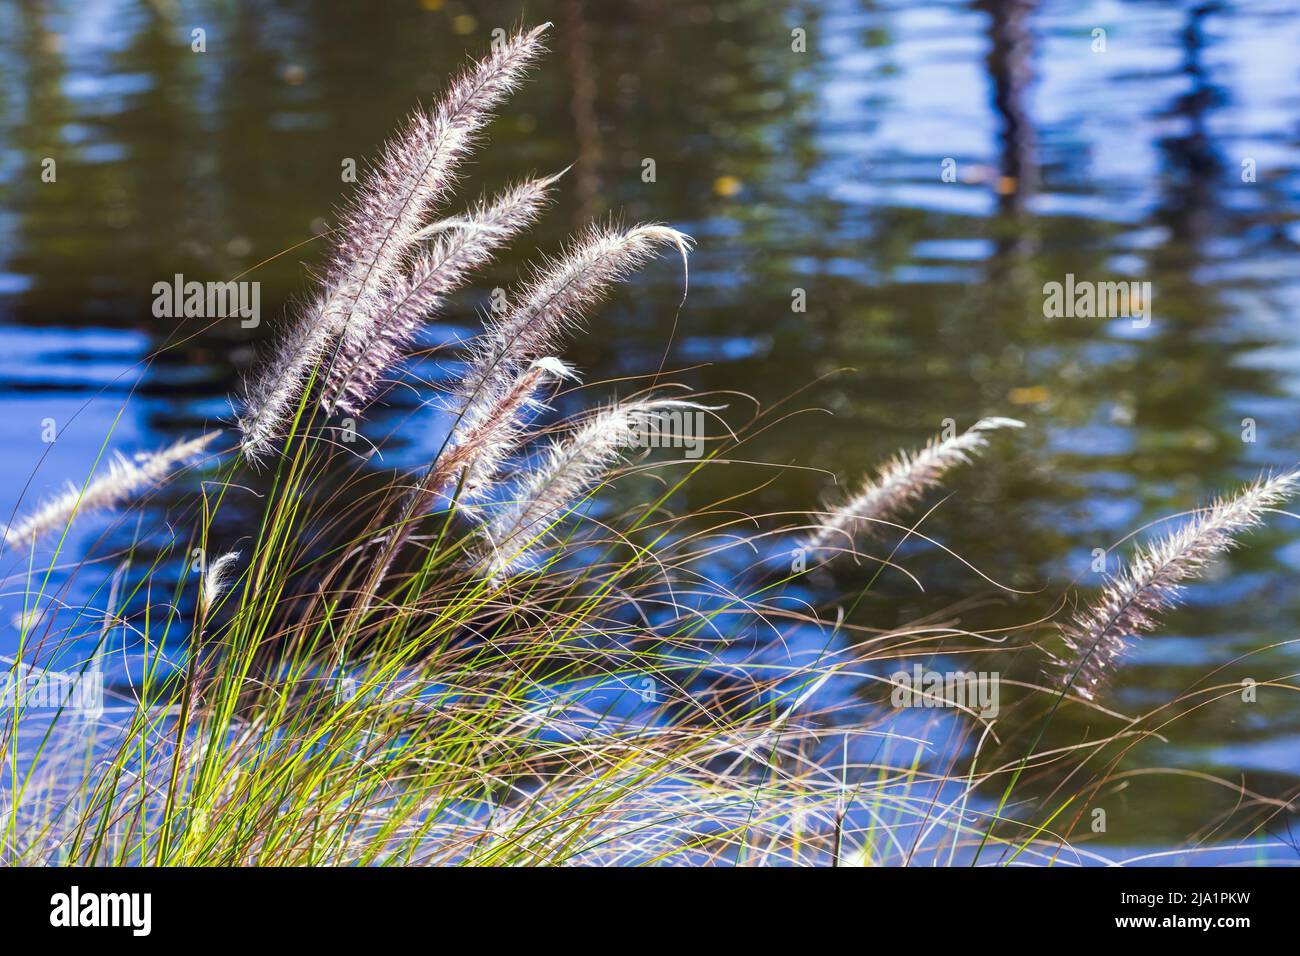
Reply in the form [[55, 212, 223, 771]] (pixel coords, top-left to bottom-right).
[[806, 417, 1023, 553], [478, 399, 705, 579], [1050, 467, 1300, 699], [321, 173, 560, 417], [327, 23, 549, 326], [201, 551, 241, 614], [237, 27, 550, 462], [398, 355, 578, 530], [3, 431, 222, 547], [452, 223, 692, 421]]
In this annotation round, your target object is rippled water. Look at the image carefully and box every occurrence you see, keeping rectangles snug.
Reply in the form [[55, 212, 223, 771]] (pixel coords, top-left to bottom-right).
[[3, 0, 1300, 862]]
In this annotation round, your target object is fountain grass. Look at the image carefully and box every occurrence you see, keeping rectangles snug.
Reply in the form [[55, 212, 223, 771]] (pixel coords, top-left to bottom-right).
[[2, 25, 1296, 868]]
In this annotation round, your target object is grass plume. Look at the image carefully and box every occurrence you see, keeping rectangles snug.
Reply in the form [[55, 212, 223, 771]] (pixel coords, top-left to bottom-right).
[[2, 431, 220, 547], [478, 399, 707, 578], [237, 24, 550, 463], [1051, 468, 1300, 700], [805, 417, 1024, 554], [322, 173, 562, 417], [452, 223, 691, 425]]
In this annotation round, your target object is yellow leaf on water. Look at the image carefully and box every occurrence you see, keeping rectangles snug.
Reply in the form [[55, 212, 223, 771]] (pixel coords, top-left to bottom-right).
[[1008, 385, 1050, 405], [712, 175, 743, 197]]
